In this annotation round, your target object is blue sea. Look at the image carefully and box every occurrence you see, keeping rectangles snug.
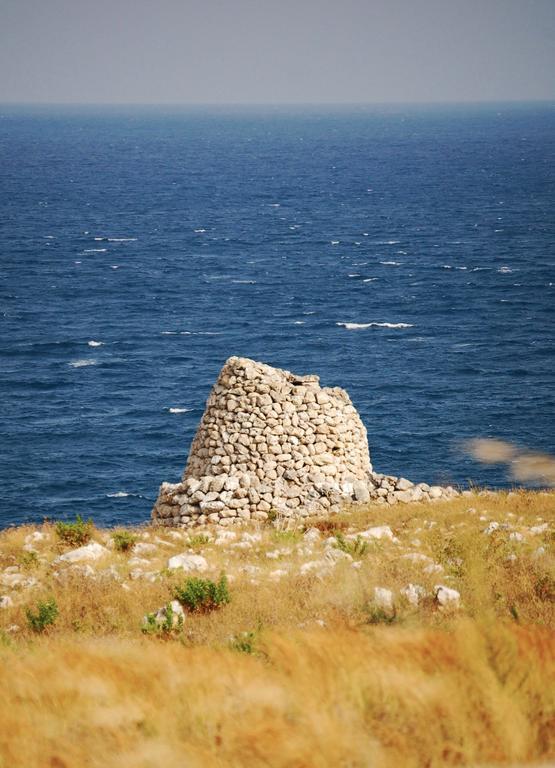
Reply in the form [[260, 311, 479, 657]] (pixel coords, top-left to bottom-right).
[[1, 103, 554, 528]]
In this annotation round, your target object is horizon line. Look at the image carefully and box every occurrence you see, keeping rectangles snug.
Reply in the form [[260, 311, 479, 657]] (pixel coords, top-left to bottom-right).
[[1, 98, 554, 109]]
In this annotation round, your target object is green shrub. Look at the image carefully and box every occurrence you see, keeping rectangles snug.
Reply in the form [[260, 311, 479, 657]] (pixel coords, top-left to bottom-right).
[[56, 515, 93, 547], [230, 630, 258, 654], [112, 530, 137, 553], [334, 531, 368, 558], [19, 551, 39, 569], [26, 599, 58, 633], [365, 605, 397, 625], [186, 534, 211, 550], [142, 603, 184, 636], [272, 530, 301, 545], [174, 573, 230, 613]]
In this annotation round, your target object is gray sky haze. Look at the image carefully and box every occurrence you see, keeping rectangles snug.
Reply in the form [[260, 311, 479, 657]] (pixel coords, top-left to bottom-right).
[[1, 0, 554, 104]]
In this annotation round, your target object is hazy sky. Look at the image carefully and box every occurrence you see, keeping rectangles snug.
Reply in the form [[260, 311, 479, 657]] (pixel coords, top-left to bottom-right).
[[1, 0, 554, 104]]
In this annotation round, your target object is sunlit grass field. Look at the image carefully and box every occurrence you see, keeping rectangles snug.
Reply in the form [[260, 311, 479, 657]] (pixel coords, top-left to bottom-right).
[[1, 490, 553, 767]]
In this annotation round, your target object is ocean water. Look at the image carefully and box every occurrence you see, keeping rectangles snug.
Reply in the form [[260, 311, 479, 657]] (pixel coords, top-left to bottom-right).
[[1, 103, 554, 528]]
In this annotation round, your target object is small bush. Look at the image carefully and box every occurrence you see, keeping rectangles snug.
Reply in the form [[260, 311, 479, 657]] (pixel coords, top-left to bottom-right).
[[365, 605, 397, 625], [26, 599, 58, 633], [56, 515, 93, 547], [142, 603, 184, 637], [309, 519, 349, 535], [19, 551, 39, 569], [112, 530, 137, 552], [174, 573, 230, 613], [272, 530, 301, 545], [334, 532, 368, 557], [230, 630, 258, 654], [186, 534, 211, 550]]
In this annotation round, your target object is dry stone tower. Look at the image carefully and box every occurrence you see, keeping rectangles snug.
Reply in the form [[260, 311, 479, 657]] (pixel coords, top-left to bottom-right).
[[152, 356, 459, 527], [151, 356, 374, 527]]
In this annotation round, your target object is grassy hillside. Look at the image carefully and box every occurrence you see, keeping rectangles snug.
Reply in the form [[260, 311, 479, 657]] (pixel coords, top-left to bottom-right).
[[0, 491, 553, 767]]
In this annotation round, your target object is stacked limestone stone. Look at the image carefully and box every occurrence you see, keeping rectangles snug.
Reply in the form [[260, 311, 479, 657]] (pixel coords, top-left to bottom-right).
[[152, 357, 458, 528]]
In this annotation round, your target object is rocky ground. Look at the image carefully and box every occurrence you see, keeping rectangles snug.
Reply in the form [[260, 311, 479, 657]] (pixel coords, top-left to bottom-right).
[[0, 490, 553, 768]]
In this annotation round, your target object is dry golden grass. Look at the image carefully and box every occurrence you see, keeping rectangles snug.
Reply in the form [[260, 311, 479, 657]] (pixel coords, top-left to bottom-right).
[[0, 490, 553, 767]]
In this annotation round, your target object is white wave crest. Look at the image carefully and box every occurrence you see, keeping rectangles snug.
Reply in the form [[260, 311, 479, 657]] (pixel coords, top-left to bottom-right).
[[168, 407, 193, 414], [87, 340, 103, 347], [380, 261, 401, 266], [107, 491, 130, 498], [336, 322, 414, 330], [68, 359, 97, 368], [93, 237, 137, 242]]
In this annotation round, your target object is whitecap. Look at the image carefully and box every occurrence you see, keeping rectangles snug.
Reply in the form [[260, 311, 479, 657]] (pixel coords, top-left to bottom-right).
[[336, 322, 413, 330], [68, 359, 97, 368], [74, 261, 82, 264], [87, 340, 103, 347], [330, 240, 340, 245], [362, 278, 378, 282], [293, 321, 305, 325], [498, 266, 513, 274], [111, 266, 119, 269], [83, 248, 107, 253], [107, 491, 130, 498], [269, 203, 281, 207], [380, 261, 401, 266], [161, 331, 177, 335], [194, 229, 206, 233], [44, 235, 55, 239], [168, 407, 193, 414], [231, 279, 257, 284], [348, 274, 360, 278]]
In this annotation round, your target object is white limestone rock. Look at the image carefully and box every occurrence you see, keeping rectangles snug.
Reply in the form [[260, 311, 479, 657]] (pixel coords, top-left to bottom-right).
[[56, 541, 109, 564], [434, 585, 461, 608], [358, 526, 397, 542], [374, 587, 394, 610], [167, 553, 209, 572], [400, 583, 426, 606]]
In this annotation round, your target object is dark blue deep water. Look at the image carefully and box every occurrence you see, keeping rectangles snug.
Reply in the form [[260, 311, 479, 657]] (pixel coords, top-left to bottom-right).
[[1, 104, 554, 528]]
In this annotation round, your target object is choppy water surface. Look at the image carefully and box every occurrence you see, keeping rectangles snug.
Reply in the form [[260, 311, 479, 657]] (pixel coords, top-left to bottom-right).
[[1, 104, 554, 526]]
